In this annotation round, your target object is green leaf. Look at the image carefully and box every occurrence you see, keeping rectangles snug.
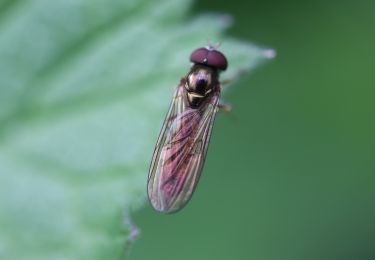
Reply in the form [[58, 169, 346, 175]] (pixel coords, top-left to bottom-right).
[[0, 0, 273, 259]]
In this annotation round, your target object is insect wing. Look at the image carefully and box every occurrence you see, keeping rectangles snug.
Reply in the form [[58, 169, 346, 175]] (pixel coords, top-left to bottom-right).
[[148, 83, 220, 213]]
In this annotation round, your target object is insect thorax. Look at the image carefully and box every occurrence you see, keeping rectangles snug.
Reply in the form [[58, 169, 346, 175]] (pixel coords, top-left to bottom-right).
[[185, 64, 218, 107]]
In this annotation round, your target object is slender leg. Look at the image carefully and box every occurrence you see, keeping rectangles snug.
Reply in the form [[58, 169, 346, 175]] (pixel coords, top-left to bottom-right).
[[218, 102, 232, 112], [218, 69, 248, 113], [221, 68, 247, 86], [218, 101, 239, 124]]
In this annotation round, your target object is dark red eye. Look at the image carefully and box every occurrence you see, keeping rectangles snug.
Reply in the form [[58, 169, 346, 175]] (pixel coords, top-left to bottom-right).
[[190, 47, 228, 71]]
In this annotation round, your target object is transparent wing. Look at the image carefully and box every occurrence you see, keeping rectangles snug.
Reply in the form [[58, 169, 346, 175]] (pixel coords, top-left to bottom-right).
[[148, 82, 220, 213]]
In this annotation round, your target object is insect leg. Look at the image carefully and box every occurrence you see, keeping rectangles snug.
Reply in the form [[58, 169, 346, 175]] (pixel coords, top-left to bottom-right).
[[218, 101, 238, 124], [221, 68, 247, 86], [218, 102, 232, 112]]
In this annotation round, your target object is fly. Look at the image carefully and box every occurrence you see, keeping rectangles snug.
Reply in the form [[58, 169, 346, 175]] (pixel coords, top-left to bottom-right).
[[148, 45, 228, 213]]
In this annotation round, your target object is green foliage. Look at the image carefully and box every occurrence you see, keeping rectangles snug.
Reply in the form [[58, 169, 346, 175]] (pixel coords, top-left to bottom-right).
[[0, 0, 272, 259]]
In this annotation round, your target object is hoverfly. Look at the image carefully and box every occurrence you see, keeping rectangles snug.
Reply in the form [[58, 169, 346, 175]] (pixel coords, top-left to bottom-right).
[[148, 46, 229, 214]]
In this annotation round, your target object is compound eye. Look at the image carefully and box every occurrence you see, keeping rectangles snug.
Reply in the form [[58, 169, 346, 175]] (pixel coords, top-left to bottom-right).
[[190, 47, 228, 70]]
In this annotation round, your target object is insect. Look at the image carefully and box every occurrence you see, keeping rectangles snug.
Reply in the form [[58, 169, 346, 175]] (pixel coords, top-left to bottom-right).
[[148, 46, 229, 213]]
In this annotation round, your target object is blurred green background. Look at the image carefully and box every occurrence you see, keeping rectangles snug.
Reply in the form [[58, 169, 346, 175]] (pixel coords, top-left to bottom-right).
[[132, 0, 375, 260]]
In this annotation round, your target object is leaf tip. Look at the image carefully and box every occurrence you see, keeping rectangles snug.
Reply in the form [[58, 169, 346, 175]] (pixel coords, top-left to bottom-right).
[[262, 48, 277, 59]]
